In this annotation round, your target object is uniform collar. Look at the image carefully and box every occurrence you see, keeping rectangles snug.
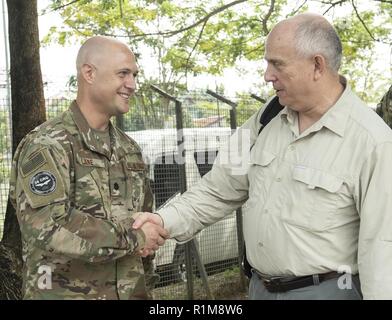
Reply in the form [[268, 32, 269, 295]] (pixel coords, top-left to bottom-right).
[[280, 76, 354, 138], [70, 101, 116, 159]]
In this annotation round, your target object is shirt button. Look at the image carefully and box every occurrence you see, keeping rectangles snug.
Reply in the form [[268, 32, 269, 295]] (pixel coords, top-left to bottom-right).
[[264, 209, 269, 214], [258, 242, 263, 247], [276, 177, 281, 182], [289, 145, 295, 151]]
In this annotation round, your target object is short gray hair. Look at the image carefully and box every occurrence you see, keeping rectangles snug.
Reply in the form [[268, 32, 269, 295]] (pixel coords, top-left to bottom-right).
[[294, 19, 342, 72]]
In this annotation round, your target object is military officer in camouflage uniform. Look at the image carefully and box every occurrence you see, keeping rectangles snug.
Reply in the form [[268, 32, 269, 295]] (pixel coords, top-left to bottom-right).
[[9, 36, 168, 299], [376, 85, 392, 128]]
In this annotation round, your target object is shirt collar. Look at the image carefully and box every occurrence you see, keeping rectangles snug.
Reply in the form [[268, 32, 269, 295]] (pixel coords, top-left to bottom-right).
[[280, 76, 354, 137], [70, 100, 115, 159]]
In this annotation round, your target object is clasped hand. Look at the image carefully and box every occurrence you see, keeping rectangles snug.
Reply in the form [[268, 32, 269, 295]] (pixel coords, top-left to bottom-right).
[[133, 212, 168, 257]]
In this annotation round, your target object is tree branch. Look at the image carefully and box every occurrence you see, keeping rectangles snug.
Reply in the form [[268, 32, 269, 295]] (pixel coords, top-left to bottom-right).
[[95, 0, 249, 40], [351, 0, 376, 41], [168, 33, 260, 62], [262, 0, 276, 35], [132, 0, 249, 38], [118, 0, 123, 19], [40, 0, 82, 15], [184, 19, 208, 82], [288, 0, 308, 17], [373, 0, 392, 3], [243, 44, 263, 56], [69, 24, 90, 37], [321, 0, 348, 15]]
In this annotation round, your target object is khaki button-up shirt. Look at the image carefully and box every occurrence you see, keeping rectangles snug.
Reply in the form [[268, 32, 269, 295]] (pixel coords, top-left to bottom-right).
[[158, 81, 392, 299]]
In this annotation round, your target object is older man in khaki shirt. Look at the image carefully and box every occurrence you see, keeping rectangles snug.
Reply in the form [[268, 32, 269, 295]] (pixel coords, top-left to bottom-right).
[[135, 13, 392, 299]]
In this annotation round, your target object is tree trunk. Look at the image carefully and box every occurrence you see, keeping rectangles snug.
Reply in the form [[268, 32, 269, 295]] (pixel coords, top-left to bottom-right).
[[0, 0, 46, 300], [376, 85, 392, 129]]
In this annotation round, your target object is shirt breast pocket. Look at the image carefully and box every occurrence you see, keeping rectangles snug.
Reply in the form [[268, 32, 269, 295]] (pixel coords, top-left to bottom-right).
[[125, 160, 147, 212], [247, 148, 276, 202], [288, 166, 352, 231], [75, 154, 108, 219]]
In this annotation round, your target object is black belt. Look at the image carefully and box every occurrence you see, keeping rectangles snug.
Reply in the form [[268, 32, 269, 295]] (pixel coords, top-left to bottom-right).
[[254, 270, 342, 293]]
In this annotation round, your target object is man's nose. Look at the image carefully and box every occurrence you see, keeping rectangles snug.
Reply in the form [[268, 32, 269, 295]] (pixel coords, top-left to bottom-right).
[[125, 75, 136, 91], [264, 64, 276, 83]]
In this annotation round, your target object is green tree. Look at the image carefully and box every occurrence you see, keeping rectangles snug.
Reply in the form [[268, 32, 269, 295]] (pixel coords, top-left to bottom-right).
[[43, 0, 391, 105], [333, 7, 391, 103], [376, 84, 392, 127], [42, 0, 284, 96], [1, 0, 46, 300]]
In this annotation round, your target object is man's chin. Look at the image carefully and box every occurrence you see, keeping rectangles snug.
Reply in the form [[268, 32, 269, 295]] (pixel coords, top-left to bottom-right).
[[117, 104, 130, 115], [277, 96, 287, 106]]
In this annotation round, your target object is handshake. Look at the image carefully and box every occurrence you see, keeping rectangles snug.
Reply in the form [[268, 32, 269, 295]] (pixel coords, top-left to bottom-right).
[[132, 212, 169, 257]]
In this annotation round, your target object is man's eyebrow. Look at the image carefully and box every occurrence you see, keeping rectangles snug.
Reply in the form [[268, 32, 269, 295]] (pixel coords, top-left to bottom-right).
[[264, 57, 284, 64], [117, 68, 139, 74]]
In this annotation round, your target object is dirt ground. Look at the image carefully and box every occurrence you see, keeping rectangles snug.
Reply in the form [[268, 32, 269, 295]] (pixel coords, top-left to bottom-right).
[[153, 267, 249, 300]]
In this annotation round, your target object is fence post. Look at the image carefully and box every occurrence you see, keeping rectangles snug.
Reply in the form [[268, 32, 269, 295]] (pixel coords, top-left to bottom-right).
[[151, 85, 213, 300], [206, 90, 246, 290], [173, 97, 194, 300], [250, 93, 266, 104]]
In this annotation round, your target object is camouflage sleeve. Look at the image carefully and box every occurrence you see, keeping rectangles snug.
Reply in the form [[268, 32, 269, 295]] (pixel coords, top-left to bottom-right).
[[141, 174, 154, 212], [13, 137, 145, 263], [141, 171, 160, 296], [142, 253, 159, 299]]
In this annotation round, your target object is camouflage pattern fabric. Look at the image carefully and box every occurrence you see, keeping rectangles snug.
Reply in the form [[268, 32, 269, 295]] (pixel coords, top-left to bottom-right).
[[9, 101, 156, 300], [376, 85, 392, 128]]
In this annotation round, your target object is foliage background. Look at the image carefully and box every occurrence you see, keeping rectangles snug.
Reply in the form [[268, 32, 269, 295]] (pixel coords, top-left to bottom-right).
[[41, 0, 391, 105]]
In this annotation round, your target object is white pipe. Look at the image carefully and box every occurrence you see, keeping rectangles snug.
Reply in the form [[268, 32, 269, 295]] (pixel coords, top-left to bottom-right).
[[1, 0, 12, 148]]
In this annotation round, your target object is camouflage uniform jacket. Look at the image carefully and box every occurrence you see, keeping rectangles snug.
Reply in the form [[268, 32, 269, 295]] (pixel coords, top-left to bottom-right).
[[9, 101, 154, 300]]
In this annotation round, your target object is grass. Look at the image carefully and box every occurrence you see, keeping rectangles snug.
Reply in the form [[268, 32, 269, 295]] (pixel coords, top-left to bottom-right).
[[152, 267, 248, 300]]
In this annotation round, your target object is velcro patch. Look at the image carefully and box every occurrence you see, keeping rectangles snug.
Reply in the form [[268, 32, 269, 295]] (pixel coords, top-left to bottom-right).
[[19, 148, 66, 209], [21, 150, 46, 176], [30, 171, 57, 195], [76, 153, 105, 168], [126, 162, 146, 171]]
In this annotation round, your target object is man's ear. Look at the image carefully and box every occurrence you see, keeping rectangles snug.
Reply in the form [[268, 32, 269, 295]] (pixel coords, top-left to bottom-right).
[[313, 54, 326, 81], [81, 63, 95, 84]]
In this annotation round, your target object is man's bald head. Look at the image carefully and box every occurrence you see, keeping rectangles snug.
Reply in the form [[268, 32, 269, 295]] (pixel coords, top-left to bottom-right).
[[76, 36, 135, 79], [268, 13, 342, 72], [75, 36, 138, 123]]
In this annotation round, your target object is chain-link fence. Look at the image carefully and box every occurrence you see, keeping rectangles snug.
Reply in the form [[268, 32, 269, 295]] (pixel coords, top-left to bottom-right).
[[0, 91, 263, 299], [0, 99, 12, 237]]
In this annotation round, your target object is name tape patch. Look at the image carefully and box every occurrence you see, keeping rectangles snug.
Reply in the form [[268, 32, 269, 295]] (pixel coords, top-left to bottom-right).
[[30, 171, 57, 195]]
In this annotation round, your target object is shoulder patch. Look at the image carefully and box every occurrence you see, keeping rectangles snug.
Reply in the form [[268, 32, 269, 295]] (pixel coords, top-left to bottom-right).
[[18, 148, 66, 209], [30, 171, 57, 195], [21, 151, 46, 176]]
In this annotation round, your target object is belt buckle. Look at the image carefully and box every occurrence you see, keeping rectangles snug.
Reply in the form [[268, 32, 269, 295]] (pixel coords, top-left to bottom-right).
[[263, 276, 282, 290]]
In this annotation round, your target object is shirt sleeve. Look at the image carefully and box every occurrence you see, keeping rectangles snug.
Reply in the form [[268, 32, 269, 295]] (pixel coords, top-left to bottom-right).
[[12, 137, 145, 264], [157, 108, 264, 242], [357, 141, 392, 299]]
